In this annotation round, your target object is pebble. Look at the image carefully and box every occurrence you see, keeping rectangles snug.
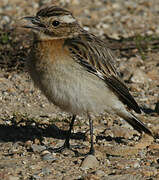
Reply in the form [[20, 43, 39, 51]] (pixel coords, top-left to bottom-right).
[[96, 170, 106, 177], [131, 69, 150, 83], [141, 167, 158, 177], [147, 69, 159, 81], [104, 126, 136, 139], [41, 167, 52, 175], [133, 161, 140, 168], [42, 152, 57, 162], [31, 144, 46, 153], [103, 174, 143, 180], [116, 159, 140, 169], [81, 155, 99, 170], [149, 144, 159, 150], [24, 140, 32, 148], [8, 176, 19, 180], [83, 174, 100, 180]]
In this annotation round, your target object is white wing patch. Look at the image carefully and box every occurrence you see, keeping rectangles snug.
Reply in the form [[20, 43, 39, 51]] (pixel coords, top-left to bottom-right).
[[60, 15, 76, 23], [96, 71, 105, 80]]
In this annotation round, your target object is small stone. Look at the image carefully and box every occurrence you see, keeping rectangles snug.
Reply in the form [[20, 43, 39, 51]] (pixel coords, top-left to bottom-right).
[[25, 140, 32, 148], [103, 174, 143, 180], [81, 155, 99, 170], [34, 138, 40, 145], [62, 175, 72, 180], [149, 144, 159, 150], [8, 176, 19, 180], [41, 167, 51, 175], [42, 153, 57, 162], [83, 174, 100, 180], [31, 144, 46, 153], [134, 134, 153, 150], [141, 167, 158, 177], [116, 159, 140, 169], [95, 170, 105, 177], [133, 161, 140, 168], [131, 69, 150, 83], [41, 150, 51, 155], [104, 126, 136, 139], [147, 69, 159, 81]]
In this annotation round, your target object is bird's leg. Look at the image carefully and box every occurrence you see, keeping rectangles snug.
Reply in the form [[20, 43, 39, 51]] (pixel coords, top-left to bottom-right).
[[70, 113, 95, 157], [47, 115, 76, 153], [63, 114, 76, 149], [88, 113, 95, 155]]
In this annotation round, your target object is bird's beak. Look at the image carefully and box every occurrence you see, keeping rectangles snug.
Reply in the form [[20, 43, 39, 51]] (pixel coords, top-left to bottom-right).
[[21, 16, 45, 30]]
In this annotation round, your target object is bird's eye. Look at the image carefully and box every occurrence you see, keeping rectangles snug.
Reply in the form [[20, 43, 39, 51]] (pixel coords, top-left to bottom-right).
[[52, 20, 60, 27]]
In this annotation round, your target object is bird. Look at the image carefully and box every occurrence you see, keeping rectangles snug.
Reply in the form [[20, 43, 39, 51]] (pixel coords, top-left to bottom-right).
[[22, 6, 153, 155]]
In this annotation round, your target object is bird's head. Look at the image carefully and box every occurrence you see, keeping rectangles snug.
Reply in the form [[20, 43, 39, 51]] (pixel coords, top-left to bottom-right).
[[22, 6, 81, 40]]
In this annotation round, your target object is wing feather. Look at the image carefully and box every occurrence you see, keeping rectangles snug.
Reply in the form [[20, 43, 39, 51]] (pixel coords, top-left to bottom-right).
[[64, 33, 141, 114]]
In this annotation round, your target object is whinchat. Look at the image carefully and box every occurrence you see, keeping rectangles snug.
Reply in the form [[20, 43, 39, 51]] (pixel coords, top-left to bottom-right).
[[22, 6, 152, 155]]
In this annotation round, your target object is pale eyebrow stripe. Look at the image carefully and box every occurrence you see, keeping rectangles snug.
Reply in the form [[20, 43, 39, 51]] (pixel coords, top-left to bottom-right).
[[60, 15, 76, 23]]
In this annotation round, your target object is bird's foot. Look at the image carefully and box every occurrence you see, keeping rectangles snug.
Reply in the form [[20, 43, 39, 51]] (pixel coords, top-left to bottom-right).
[[46, 142, 82, 153]]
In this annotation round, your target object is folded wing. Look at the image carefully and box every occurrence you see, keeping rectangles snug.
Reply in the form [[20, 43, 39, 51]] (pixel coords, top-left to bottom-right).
[[64, 33, 141, 114]]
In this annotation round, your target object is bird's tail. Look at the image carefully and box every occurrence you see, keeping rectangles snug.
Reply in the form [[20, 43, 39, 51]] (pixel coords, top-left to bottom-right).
[[119, 112, 153, 137]]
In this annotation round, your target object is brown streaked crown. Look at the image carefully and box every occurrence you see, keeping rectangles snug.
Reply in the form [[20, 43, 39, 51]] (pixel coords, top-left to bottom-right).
[[37, 6, 72, 17]]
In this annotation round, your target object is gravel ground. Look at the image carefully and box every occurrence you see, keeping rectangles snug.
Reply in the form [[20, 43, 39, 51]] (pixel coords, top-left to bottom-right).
[[0, 0, 159, 179]]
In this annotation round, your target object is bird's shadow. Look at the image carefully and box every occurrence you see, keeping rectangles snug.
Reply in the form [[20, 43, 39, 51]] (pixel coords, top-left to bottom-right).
[[141, 106, 155, 114], [0, 120, 85, 143], [0, 117, 125, 145]]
